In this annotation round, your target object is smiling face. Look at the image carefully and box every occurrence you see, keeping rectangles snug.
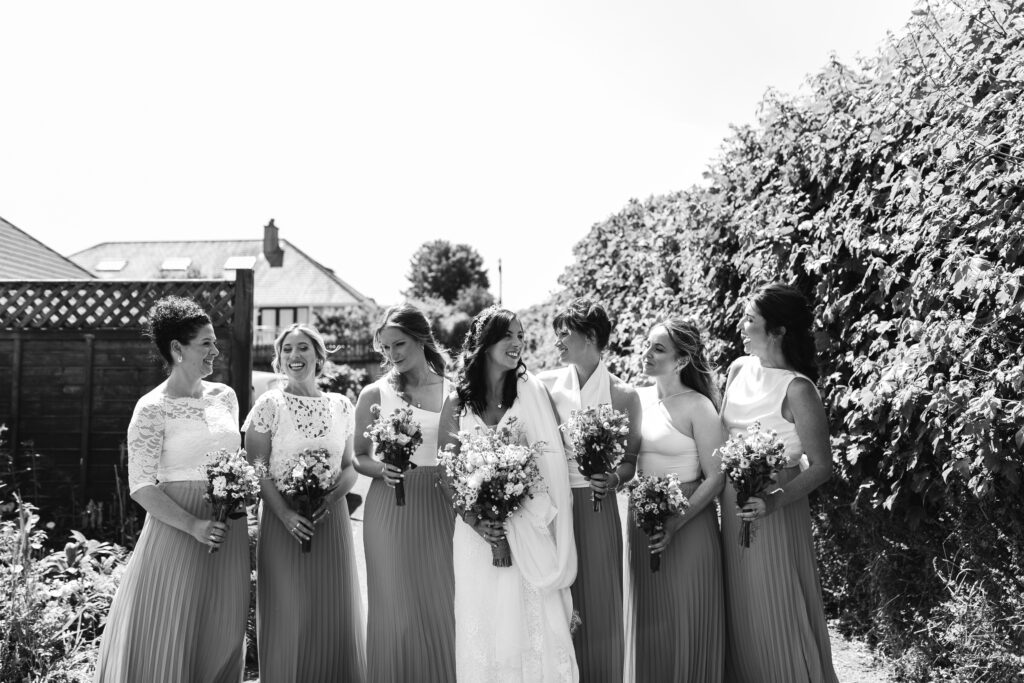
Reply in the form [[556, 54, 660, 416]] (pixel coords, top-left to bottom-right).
[[738, 301, 775, 358], [378, 326, 424, 374], [640, 325, 682, 378], [486, 317, 524, 372], [279, 330, 320, 383], [554, 325, 591, 366], [176, 323, 219, 379]]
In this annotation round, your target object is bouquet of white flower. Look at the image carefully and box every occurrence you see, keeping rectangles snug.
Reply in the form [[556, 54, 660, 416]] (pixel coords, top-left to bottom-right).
[[364, 404, 423, 506], [560, 404, 630, 512], [719, 421, 789, 548], [203, 448, 262, 554], [625, 473, 690, 572], [274, 447, 337, 553], [437, 418, 544, 567]]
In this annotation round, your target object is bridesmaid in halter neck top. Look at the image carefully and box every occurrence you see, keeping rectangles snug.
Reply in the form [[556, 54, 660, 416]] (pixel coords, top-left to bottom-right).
[[624, 318, 726, 683], [353, 304, 456, 683], [538, 298, 642, 683], [721, 284, 838, 683]]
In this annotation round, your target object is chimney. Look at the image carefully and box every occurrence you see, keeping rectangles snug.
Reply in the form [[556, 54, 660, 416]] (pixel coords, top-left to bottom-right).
[[263, 219, 284, 267]]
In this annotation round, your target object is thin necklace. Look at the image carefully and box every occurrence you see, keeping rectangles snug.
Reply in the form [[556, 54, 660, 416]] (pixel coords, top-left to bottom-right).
[[658, 388, 694, 403]]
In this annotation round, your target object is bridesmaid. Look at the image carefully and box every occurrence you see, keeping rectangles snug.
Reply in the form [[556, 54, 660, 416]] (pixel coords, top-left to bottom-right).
[[721, 283, 837, 683], [94, 296, 248, 683], [537, 297, 641, 682], [625, 317, 725, 683], [243, 323, 365, 683], [353, 303, 456, 683]]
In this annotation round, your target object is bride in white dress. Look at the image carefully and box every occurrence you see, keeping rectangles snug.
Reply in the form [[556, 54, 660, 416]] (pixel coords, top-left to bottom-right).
[[438, 306, 579, 683]]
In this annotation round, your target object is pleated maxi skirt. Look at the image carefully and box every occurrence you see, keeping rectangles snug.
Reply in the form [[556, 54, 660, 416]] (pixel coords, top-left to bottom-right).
[[93, 481, 249, 683], [624, 480, 724, 683], [363, 465, 457, 683], [569, 486, 623, 683], [721, 467, 838, 683], [256, 493, 366, 683]]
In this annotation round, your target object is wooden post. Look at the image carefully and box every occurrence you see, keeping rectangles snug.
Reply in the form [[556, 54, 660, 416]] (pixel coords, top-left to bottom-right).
[[231, 269, 254, 422], [9, 334, 21, 465], [79, 334, 95, 495]]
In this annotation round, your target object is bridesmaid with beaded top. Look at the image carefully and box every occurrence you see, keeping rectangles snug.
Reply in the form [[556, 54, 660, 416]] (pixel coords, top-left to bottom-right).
[[94, 296, 248, 683], [537, 298, 641, 683], [244, 323, 365, 683], [721, 283, 838, 683], [353, 304, 456, 683]]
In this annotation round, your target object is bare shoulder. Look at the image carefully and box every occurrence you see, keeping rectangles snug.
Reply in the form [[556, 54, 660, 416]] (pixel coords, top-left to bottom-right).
[[609, 375, 640, 406], [786, 375, 822, 408], [356, 383, 382, 406]]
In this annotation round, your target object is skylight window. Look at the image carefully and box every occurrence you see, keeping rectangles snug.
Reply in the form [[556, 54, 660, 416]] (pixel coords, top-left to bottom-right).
[[223, 255, 257, 270], [95, 259, 127, 272], [160, 257, 192, 271]]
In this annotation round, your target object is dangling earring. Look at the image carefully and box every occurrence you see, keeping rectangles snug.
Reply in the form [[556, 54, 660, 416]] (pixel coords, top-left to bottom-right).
[[175, 355, 182, 363]]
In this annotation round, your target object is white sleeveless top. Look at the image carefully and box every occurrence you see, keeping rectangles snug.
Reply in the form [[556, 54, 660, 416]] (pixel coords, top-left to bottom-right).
[[636, 386, 701, 483], [541, 363, 613, 488], [372, 376, 450, 467], [243, 388, 355, 484], [721, 355, 812, 468]]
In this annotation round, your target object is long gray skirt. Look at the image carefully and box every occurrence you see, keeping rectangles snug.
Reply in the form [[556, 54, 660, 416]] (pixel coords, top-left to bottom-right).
[[721, 468, 838, 683], [256, 494, 366, 683], [570, 486, 624, 683], [625, 480, 725, 683], [93, 481, 249, 683], [363, 465, 456, 683]]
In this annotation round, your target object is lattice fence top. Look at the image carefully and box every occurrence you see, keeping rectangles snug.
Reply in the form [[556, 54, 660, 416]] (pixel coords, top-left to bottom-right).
[[1, 280, 239, 330]]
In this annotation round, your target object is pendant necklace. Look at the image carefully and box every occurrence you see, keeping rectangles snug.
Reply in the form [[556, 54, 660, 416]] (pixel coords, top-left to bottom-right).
[[658, 388, 694, 403]]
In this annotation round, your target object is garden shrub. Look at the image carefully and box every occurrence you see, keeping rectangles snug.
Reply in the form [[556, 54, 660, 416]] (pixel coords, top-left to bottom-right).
[[537, 0, 1024, 677]]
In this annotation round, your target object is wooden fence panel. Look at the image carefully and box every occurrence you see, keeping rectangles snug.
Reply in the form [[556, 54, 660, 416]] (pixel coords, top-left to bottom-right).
[[0, 273, 253, 516]]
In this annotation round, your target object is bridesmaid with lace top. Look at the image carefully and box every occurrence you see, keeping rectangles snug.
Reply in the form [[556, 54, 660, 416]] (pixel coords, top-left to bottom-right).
[[94, 297, 249, 683], [243, 323, 365, 683], [721, 283, 837, 683], [353, 304, 456, 683], [537, 298, 641, 683], [625, 318, 725, 683]]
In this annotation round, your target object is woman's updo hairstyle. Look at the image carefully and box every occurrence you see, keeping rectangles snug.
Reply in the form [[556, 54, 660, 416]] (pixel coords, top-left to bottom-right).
[[658, 317, 721, 410], [752, 282, 820, 382], [455, 306, 526, 416], [271, 323, 332, 377], [551, 297, 612, 350], [144, 296, 211, 366], [373, 303, 450, 389]]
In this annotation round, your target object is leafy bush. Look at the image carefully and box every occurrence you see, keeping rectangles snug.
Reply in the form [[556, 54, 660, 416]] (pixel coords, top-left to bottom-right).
[[536, 0, 1024, 677], [0, 495, 127, 682], [317, 362, 372, 401]]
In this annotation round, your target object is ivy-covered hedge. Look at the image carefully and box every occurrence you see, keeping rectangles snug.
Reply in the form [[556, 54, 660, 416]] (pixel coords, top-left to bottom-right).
[[535, 1, 1024, 679]]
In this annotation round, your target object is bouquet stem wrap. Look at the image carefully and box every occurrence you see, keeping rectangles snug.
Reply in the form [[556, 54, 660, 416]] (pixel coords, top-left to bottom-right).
[[208, 503, 231, 555], [649, 524, 663, 572]]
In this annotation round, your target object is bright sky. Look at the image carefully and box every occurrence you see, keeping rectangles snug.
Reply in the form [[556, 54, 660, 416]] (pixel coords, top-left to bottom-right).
[[1, 0, 917, 311]]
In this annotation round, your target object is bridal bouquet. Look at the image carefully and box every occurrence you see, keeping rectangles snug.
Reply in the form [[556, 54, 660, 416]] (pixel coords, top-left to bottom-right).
[[438, 418, 544, 568], [274, 447, 337, 553], [203, 448, 263, 554], [560, 404, 629, 512], [719, 421, 788, 548], [625, 473, 689, 572], [364, 404, 423, 506]]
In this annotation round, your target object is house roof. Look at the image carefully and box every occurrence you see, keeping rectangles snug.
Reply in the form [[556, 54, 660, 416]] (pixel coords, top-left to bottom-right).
[[69, 239, 372, 308], [0, 216, 93, 279]]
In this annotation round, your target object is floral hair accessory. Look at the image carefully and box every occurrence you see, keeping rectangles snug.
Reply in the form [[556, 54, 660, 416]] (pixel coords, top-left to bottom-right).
[[470, 305, 501, 343]]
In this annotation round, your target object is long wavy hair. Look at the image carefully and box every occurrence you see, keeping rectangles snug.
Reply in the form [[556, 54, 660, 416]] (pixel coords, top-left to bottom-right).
[[752, 283, 820, 382], [658, 317, 721, 411], [455, 306, 527, 416], [373, 303, 450, 391]]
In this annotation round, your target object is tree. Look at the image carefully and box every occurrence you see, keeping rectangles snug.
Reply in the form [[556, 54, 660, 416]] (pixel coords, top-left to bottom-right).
[[405, 240, 490, 304]]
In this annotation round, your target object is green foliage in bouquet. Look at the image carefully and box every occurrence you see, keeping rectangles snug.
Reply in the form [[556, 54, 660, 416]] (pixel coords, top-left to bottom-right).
[[536, 1, 1024, 677]]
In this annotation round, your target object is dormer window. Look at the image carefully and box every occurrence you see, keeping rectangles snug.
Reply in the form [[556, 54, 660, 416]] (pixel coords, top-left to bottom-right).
[[160, 257, 192, 271], [95, 259, 127, 272], [223, 255, 257, 271]]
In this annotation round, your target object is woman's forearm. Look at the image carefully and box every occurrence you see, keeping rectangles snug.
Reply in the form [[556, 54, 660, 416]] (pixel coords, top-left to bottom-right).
[[131, 486, 200, 536]]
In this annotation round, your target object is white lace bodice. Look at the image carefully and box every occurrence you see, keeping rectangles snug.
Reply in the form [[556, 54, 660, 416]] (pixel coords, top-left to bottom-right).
[[243, 389, 354, 484], [126, 383, 241, 494]]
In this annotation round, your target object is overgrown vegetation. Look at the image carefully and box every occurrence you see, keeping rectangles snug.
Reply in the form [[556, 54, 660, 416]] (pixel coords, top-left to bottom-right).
[[529, 1, 1024, 679]]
